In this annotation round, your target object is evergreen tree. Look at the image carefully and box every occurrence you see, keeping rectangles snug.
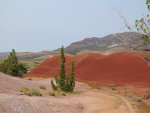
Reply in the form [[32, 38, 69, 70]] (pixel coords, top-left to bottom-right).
[[69, 61, 75, 92], [51, 46, 75, 92], [0, 49, 27, 77], [59, 46, 66, 91]]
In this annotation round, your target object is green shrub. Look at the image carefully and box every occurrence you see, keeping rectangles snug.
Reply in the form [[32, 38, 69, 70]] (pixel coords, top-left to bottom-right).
[[148, 63, 150, 67], [49, 92, 56, 96], [127, 92, 134, 98], [28, 89, 42, 96], [112, 88, 117, 90], [0, 49, 27, 77], [107, 84, 117, 87], [20, 87, 42, 96], [51, 46, 75, 92], [39, 86, 46, 90], [143, 94, 150, 99], [20, 87, 30, 93], [96, 87, 102, 90]]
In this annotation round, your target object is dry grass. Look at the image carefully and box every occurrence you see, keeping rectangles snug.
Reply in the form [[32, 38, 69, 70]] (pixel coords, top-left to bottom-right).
[[137, 103, 150, 113], [20, 87, 42, 96], [49, 92, 56, 96], [107, 84, 117, 87], [39, 86, 46, 90]]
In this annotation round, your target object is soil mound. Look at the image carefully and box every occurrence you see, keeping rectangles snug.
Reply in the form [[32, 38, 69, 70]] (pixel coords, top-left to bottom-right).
[[25, 52, 150, 86]]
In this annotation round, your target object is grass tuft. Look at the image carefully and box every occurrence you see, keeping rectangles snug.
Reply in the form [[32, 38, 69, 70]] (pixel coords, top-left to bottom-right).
[[20, 87, 30, 93], [107, 84, 117, 87], [49, 92, 56, 96], [28, 89, 42, 96], [39, 86, 46, 90], [20, 87, 42, 96], [71, 91, 81, 94]]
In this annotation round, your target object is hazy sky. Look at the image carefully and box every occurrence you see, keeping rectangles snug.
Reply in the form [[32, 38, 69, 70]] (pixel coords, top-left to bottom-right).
[[0, 0, 148, 52]]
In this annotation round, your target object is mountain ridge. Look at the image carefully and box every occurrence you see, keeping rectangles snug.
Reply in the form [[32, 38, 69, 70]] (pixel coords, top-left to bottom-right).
[[64, 32, 144, 54]]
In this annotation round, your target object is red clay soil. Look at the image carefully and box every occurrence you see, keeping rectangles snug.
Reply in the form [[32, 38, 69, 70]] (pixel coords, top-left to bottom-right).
[[24, 52, 150, 86]]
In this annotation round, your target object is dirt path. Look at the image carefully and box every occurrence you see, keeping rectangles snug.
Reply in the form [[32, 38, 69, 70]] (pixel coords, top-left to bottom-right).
[[71, 90, 135, 113]]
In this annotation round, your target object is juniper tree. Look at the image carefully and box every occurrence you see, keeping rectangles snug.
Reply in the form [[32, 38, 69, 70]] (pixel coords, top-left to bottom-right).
[[59, 46, 66, 91], [0, 49, 27, 77], [69, 61, 75, 92], [51, 46, 75, 92]]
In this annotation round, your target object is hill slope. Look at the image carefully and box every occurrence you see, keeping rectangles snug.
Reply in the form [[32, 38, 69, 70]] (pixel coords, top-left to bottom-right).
[[25, 52, 150, 86], [64, 32, 145, 54]]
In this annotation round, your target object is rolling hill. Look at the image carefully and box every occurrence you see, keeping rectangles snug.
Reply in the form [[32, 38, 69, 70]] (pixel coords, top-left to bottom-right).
[[24, 51, 150, 87]]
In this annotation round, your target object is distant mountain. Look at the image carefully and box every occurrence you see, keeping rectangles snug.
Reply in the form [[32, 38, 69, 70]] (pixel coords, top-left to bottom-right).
[[64, 32, 147, 55], [0, 32, 148, 62], [0, 52, 10, 55], [0, 32, 149, 71]]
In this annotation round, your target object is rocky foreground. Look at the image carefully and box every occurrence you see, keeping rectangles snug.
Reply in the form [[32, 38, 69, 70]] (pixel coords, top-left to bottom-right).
[[0, 73, 135, 113]]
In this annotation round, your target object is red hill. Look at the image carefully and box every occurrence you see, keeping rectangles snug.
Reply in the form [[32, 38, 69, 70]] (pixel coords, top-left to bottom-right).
[[24, 52, 150, 86]]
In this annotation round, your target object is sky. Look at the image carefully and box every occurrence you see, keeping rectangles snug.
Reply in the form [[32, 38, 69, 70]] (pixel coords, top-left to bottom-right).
[[0, 0, 148, 52]]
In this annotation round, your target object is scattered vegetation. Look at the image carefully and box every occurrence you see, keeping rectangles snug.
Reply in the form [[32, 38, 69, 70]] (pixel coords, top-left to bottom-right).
[[39, 86, 46, 90], [51, 46, 75, 92], [96, 87, 102, 90], [49, 92, 56, 96], [126, 92, 134, 98], [148, 63, 150, 67], [20, 87, 30, 94], [20, 87, 42, 96], [28, 89, 42, 96], [71, 91, 81, 95], [107, 84, 117, 87], [27, 78, 32, 81], [112, 88, 117, 90], [61, 92, 66, 96], [137, 103, 150, 113], [0, 49, 27, 77], [143, 94, 150, 99]]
